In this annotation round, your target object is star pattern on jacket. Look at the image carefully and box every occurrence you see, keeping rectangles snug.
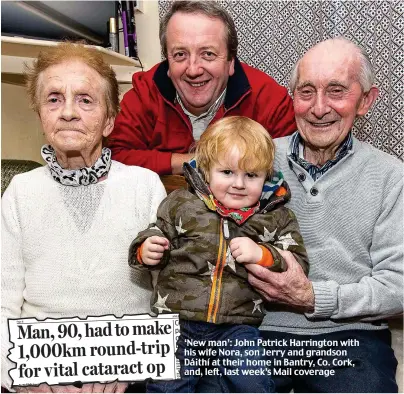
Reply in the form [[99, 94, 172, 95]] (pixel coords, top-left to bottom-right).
[[153, 291, 171, 313], [175, 217, 186, 234], [202, 261, 216, 282], [208, 262, 216, 281], [259, 227, 277, 242], [225, 246, 236, 272], [274, 233, 299, 250], [252, 299, 263, 314]]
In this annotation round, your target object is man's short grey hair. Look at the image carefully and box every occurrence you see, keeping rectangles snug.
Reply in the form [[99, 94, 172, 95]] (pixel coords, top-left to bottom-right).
[[159, 1, 238, 61], [289, 37, 375, 93]]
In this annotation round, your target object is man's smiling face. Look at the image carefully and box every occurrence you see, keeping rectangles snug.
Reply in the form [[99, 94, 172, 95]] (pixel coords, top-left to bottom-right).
[[293, 42, 370, 153], [166, 12, 235, 116]]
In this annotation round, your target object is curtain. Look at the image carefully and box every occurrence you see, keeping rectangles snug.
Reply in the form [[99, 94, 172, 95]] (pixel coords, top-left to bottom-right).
[[158, 1, 403, 160]]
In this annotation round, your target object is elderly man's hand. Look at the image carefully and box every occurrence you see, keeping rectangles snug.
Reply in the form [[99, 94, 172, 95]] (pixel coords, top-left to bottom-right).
[[246, 249, 315, 312]]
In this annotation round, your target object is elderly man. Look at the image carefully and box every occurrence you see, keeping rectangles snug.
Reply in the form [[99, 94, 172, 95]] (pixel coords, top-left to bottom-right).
[[247, 37, 403, 392], [108, 1, 296, 175]]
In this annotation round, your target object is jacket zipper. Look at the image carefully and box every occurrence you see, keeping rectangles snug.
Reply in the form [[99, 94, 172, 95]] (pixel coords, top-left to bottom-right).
[[207, 218, 228, 323], [223, 219, 230, 239]]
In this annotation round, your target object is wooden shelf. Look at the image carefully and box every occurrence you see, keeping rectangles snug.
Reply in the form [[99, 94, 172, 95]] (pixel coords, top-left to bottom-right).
[[1, 36, 142, 84]]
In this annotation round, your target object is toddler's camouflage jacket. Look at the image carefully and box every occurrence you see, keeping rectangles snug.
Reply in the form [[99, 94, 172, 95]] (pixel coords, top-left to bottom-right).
[[129, 163, 308, 325]]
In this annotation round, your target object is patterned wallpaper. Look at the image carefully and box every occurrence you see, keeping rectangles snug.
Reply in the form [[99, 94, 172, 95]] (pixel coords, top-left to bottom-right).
[[158, 1, 403, 160]]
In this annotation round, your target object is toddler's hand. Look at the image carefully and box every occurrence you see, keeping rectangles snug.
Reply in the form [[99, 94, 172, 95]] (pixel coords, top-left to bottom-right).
[[141, 236, 170, 265], [230, 237, 262, 264]]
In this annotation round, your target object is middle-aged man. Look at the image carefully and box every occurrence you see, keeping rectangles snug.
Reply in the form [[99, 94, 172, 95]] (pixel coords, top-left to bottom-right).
[[247, 37, 403, 393], [108, 1, 296, 175]]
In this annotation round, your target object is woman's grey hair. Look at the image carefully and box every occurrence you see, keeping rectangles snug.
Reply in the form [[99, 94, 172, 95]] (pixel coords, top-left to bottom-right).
[[289, 37, 375, 93], [25, 41, 120, 118], [159, 1, 238, 61]]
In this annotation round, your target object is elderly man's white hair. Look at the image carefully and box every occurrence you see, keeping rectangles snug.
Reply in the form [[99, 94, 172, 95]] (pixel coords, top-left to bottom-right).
[[289, 37, 374, 93]]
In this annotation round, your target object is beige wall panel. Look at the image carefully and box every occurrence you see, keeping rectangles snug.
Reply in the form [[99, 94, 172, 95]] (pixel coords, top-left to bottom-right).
[[1, 83, 45, 164], [120, 83, 133, 98], [135, 0, 161, 70]]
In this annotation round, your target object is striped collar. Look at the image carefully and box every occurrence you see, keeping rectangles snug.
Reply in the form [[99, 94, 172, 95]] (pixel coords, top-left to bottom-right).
[[176, 88, 226, 121], [290, 132, 353, 181]]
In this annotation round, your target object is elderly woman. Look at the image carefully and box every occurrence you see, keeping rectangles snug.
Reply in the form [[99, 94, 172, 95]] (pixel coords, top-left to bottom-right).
[[1, 43, 166, 393]]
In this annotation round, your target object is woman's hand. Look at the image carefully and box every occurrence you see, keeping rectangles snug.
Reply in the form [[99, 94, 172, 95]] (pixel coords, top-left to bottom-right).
[[16, 382, 129, 393], [15, 384, 53, 393], [74, 382, 129, 392], [15, 384, 79, 393], [141, 236, 170, 265], [230, 237, 262, 264]]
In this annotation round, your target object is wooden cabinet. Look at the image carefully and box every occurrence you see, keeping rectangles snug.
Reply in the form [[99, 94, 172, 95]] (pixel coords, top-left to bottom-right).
[[1, 36, 142, 85]]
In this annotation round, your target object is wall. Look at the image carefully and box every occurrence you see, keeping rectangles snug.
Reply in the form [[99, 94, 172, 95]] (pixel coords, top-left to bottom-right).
[[1, 83, 45, 163], [135, 0, 161, 69]]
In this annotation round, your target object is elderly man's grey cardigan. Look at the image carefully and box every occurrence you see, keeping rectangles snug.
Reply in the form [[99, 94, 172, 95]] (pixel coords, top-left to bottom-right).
[[260, 134, 403, 334]]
